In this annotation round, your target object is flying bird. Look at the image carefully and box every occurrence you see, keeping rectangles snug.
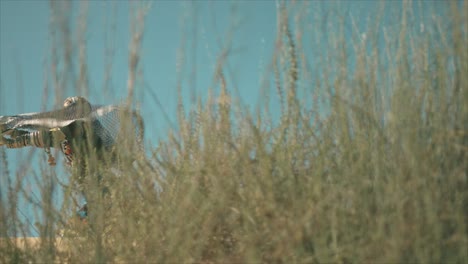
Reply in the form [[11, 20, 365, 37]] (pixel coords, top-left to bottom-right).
[[0, 96, 144, 166]]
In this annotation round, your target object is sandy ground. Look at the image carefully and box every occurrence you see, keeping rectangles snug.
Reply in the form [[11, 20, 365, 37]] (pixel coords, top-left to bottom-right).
[[0, 237, 69, 251], [1, 237, 41, 249]]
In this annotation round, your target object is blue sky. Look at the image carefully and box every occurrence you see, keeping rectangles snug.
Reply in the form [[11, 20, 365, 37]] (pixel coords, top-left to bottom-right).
[[0, 1, 276, 135], [0, 1, 448, 236]]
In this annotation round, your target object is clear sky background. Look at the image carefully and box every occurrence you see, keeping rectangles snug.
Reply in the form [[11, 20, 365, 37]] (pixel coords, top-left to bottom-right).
[[0, 1, 282, 135], [0, 1, 446, 236]]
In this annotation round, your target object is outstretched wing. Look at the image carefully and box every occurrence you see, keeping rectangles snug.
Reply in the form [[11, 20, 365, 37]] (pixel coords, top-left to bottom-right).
[[1, 98, 144, 152], [90, 105, 144, 150], [1, 110, 78, 135], [1, 97, 92, 135]]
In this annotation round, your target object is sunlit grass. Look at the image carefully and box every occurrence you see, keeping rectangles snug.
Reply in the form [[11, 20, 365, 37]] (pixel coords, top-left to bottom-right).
[[1, 1, 467, 263]]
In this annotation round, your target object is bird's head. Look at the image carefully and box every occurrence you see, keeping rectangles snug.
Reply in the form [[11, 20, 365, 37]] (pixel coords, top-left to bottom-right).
[[63, 96, 92, 117]]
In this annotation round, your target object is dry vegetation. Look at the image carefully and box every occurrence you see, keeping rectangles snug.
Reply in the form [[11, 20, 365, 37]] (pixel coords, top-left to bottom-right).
[[1, 1, 467, 263]]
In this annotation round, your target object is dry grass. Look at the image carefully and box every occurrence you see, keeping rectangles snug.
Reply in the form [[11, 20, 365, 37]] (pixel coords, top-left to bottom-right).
[[1, 1, 467, 263]]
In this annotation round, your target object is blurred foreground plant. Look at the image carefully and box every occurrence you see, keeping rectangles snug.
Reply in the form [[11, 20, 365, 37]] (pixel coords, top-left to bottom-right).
[[1, 1, 467, 263]]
